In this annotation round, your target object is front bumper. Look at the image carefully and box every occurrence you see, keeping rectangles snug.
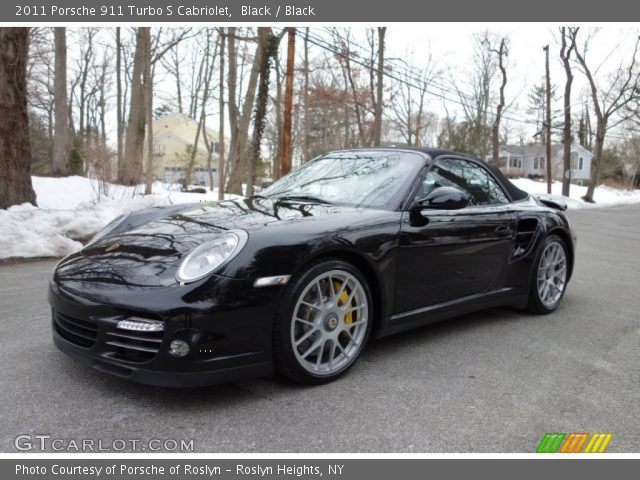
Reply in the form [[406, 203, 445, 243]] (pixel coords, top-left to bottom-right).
[[48, 275, 277, 388]]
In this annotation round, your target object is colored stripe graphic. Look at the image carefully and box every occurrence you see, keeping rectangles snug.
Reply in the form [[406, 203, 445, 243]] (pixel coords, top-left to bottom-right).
[[560, 433, 588, 453], [536, 433, 566, 453], [584, 433, 613, 453], [537, 433, 613, 453]]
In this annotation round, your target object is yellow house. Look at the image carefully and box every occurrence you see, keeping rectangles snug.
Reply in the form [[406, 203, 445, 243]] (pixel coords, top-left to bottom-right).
[[144, 112, 223, 186]]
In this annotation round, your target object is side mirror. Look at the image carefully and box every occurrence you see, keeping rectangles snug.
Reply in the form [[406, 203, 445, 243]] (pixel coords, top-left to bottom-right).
[[416, 186, 470, 210]]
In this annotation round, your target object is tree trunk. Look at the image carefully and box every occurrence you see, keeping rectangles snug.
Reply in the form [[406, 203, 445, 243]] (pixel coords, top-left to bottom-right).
[[144, 36, 153, 195], [225, 28, 239, 192], [372, 27, 386, 147], [585, 119, 607, 203], [273, 48, 284, 178], [560, 28, 576, 197], [226, 30, 264, 194], [247, 29, 278, 197], [491, 39, 508, 166], [303, 27, 310, 160], [52, 27, 69, 176], [186, 31, 218, 190], [116, 27, 124, 182], [122, 27, 149, 185], [544, 45, 552, 194], [0, 28, 36, 209], [281, 27, 296, 177], [218, 29, 226, 199]]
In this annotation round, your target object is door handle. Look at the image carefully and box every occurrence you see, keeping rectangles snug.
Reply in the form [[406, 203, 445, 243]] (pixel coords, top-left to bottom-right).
[[495, 225, 511, 235]]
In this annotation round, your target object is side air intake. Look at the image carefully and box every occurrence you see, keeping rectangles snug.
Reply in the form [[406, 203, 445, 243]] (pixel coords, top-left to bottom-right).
[[514, 218, 539, 257]]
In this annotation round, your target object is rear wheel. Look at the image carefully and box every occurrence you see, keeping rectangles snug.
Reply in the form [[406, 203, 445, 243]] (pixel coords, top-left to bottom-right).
[[273, 260, 372, 384], [526, 234, 568, 314]]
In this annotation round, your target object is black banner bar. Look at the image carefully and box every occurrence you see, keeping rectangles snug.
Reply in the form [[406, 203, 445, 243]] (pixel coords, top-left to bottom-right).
[[3, 459, 640, 480], [4, 0, 640, 22]]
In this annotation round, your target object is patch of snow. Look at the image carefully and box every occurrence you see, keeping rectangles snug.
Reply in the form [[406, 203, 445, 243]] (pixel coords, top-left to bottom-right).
[[0, 176, 240, 260], [510, 178, 640, 210]]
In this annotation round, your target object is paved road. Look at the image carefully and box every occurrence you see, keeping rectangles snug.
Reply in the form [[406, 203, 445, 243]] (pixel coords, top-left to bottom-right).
[[1, 204, 639, 453]]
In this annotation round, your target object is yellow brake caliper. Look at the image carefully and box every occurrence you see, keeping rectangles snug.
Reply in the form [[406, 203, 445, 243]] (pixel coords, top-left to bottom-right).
[[333, 280, 353, 325]]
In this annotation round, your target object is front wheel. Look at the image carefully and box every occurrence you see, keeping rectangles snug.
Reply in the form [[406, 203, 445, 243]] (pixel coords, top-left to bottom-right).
[[526, 234, 569, 314], [273, 260, 372, 384]]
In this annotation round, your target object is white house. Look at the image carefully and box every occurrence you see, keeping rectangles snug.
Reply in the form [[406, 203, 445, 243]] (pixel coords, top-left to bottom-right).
[[495, 143, 593, 184]]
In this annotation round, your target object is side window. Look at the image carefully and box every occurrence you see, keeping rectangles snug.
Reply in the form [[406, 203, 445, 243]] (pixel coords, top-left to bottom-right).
[[418, 158, 509, 206]]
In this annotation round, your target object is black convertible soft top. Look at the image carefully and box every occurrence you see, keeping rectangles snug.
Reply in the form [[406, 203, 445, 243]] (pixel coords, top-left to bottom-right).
[[479, 158, 529, 202], [402, 147, 530, 202]]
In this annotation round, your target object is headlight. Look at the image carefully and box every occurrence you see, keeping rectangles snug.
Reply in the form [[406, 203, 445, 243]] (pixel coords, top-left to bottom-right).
[[87, 214, 128, 246], [176, 230, 248, 283]]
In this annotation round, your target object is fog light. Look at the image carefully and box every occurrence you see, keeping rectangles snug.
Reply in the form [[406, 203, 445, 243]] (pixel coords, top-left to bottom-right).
[[169, 340, 190, 357]]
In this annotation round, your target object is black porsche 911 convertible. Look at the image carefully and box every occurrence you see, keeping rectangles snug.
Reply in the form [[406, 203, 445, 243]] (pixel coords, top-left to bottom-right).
[[49, 147, 575, 386]]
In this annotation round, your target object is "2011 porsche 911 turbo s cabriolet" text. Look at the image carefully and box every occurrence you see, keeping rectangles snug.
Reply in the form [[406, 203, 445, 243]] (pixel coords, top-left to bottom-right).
[[49, 147, 575, 386]]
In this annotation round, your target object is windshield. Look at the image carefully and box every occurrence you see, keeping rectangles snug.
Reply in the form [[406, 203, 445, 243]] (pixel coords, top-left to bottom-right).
[[260, 151, 424, 210]]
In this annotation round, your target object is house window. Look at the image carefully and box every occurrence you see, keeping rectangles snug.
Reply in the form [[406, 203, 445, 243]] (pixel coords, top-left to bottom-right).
[[579, 157, 584, 170], [509, 157, 522, 169], [533, 157, 546, 170], [212, 142, 221, 153]]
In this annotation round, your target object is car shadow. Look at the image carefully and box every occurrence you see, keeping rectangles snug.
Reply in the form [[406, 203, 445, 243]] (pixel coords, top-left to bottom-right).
[[57, 305, 538, 406]]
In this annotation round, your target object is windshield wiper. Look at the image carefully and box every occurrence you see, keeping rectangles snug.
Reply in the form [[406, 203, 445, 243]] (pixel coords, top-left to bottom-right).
[[274, 194, 333, 205]]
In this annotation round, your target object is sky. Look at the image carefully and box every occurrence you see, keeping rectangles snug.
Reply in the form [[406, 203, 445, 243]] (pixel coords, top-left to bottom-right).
[[383, 24, 639, 139]]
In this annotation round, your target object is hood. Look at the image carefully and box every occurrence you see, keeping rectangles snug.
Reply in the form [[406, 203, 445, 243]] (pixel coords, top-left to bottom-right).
[[54, 198, 371, 289]]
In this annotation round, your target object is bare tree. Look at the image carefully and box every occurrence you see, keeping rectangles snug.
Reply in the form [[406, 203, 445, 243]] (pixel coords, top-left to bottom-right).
[[302, 27, 310, 160], [246, 29, 280, 197], [144, 30, 153, 195], [489, 37, 509, 166], [372, 27, 386, 146], [0, 28, 37, 209], [226, 28, 262, 194], [27, 28, 55, 156], [116, 27, 124, 180], [559, 27, 578, 196], [390, 58, 438, 146], [331, 29, 371, 147], [122, 27, 149, 185], [73, 28, 98, 136], [571, 29, 640, 202], [452, 31, 499, 159], [217, 28, 226, 199], [52, 27, 69, 176], [184, 30, 219, 188]]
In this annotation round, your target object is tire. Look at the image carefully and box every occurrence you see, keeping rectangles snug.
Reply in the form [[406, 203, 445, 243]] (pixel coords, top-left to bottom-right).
[[526, 234, 569, 314], [273, 259, 373, 385]]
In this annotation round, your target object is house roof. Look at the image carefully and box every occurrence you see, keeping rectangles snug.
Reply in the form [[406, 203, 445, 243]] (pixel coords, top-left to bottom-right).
[[499, 143, 591, 157], [500, 144, 557, 156]]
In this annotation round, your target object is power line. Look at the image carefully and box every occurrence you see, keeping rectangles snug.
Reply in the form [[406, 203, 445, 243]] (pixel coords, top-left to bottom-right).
[[296, 28, 635, 142]]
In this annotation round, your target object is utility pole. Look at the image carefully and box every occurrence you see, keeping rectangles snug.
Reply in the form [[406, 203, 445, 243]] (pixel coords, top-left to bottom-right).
[[544, 45, 552, 194], [282, 27, 296, 177]]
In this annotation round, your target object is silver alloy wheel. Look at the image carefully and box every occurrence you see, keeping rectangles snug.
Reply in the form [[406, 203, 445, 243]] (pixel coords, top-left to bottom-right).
[[291, 270, 369, 376], [536, 241, 567, 308]]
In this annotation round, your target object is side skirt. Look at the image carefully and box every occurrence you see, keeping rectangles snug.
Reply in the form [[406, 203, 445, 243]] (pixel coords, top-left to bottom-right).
[[376, 288, 527, 338]]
